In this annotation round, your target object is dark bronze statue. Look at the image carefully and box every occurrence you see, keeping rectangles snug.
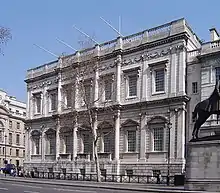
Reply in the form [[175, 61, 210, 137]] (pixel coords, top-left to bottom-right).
[[192, 80, 220, 139]]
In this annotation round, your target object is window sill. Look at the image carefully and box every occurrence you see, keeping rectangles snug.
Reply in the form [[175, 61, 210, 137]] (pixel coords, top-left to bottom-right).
[[49, 110, 57, 113], [126, 96, 138, 100], [34, 113, 41, 116], [121, 152, 139, 154], [152, 91, 165, 96], [103, 99, 112, 103], [146, 151, 167, 154]]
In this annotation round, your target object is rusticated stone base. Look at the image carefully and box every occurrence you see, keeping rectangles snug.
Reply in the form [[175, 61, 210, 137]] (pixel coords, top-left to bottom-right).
[[185, 138, 220, 192]]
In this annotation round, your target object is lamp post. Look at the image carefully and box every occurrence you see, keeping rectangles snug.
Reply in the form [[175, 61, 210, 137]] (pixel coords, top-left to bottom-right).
[[167, 122, 172, 186], [4, 134, 7, 177]]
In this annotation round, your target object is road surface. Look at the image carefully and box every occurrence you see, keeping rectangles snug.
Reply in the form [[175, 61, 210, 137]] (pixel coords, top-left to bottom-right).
[[0, 180, 158, 193]]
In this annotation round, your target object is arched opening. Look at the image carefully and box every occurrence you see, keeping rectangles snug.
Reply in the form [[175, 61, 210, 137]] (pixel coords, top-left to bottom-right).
[[0, 121, 4, 143], [60, 127, 73, 155], [97, 121, 114, 160], [121, 119, 139, 153], [31, 130, 41, 155], [45, 128, 56, 155], [77, 124, 92, 158], [147, 116, 168, 152]]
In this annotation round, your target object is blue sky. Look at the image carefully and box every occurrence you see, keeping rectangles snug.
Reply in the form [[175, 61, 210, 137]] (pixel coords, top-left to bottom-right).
[[0, 0, 220, 102]]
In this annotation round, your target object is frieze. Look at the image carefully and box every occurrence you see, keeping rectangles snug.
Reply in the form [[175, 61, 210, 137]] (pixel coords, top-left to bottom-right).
[[121, 44, 184, 67], [122, 55, 144, 67], [98, 62, 116, 72], [202, 58, 220, 68], [27, 77, 59, 91]]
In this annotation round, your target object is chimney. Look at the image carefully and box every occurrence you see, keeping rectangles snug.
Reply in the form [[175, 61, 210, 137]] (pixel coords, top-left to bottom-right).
[[209, 28, 219, 41]]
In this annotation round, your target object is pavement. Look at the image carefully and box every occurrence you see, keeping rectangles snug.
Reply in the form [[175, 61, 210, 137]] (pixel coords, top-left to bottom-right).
[[0, 174, 214, 193]]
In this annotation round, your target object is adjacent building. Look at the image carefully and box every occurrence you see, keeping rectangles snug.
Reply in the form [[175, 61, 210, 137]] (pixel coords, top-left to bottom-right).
[[24, 18, 202, 176], [0, 89, 26, 168], [187, 28, 220, 140]]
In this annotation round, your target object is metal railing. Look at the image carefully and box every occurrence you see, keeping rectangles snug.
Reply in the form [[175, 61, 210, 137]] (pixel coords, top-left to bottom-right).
[[27, 171, 175, 185]]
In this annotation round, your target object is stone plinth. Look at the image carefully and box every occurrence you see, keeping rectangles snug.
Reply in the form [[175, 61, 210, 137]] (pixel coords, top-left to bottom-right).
[[185, 136, 220, 191]]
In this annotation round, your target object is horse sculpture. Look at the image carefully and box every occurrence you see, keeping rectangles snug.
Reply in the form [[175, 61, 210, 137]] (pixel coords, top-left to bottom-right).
[[192, 80, 220, 139]]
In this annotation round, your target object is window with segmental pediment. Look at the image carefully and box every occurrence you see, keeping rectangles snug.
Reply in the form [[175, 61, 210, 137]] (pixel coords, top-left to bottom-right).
[[62, 84, 73, 108], [149, 60, 168, 95], [121, 119, 139, 153], [33, 93, 42, 114], [123, 67, 140, 99], [49, 89, 58, 111]]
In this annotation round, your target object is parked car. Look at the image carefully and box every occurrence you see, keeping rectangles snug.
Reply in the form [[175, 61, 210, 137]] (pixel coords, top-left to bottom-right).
[[3, 164, 16, 174]]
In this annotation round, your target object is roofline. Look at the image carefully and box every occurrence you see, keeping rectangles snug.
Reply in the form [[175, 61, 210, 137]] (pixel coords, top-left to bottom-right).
[[27, 18, 190, 72]]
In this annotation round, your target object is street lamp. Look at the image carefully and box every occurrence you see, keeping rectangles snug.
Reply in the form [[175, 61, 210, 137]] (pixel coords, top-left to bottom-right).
[[167, 121, 172, 186], [4, 134, 7, 177]]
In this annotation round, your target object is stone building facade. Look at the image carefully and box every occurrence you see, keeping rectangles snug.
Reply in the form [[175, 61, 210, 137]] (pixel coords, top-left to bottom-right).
[[187, 28, 220, 140], [24, 18, 201, 176], [0, 89, 26, 168]]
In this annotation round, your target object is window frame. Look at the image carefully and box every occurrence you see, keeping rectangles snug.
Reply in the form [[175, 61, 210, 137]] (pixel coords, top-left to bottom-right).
[[149, 123, 167, 152], [123, 68, 140, 99], [123, 126, 138, 153], [104, 79, 113, 101], [63, 84, 73, 109], [149, 60, 168, 95], [16, 134, 20, 145], [192, 82, 198, 94], [9, 133, 12, 145], [49, 90, 58, 112], [127, 130, 137, 152], [33, 93, 42, 115], [216, 67, 220, 82]]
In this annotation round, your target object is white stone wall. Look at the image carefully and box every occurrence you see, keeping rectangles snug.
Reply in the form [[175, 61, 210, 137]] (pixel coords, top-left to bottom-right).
[[24, 18, 202, 175]]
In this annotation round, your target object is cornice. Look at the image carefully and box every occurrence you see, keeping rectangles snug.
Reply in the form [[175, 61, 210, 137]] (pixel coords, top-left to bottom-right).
[[25, 70, 58, 84], [25, 96, 189, 123], [25, 33, 189, 83]]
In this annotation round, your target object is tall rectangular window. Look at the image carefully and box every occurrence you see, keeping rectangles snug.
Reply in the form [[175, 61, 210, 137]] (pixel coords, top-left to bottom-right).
[[24, 135, 25, 146], [155, 69, 165, 92], [16, 149, 19, 157], [50, 92, 57, 111], [64, 135, 72, 154], [127, 130, 136, 152], [153, 127, 164, 151], [192, 82, 198, 94], [35, 95, 41, 114], [65, 89, 72, 108], [84, 85, 91, 104], [35, 138, 40, 155], [9, 133, 12, 145], [9, 120, 12, 129], [16, 134, 20, 145], [17, 122, 20, 129], [128, 75, 137, 97], [103, 133, 111, 152], [104, 80, 112, 101], [0, 131, 2, 142], [216, 67, 220, 82], [83, 134, 90, 154], [49, 137, 56, 154]]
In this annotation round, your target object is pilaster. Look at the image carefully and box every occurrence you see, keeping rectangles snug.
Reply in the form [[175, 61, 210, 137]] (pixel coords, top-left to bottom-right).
[[114, 109, 120, 160], [42, 132, 46, 161], [56, 118, 61, 160], [139, 113, 146, 161], [72, 117, 78, 160], [178, 45, 186, 95], [94, 61, 99, 106], [57, 73, 62, 113], [116, 55, 122, 103]]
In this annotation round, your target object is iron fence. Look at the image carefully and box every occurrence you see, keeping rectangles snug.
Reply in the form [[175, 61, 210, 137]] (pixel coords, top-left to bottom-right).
[[28, 171, 174, 185]]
